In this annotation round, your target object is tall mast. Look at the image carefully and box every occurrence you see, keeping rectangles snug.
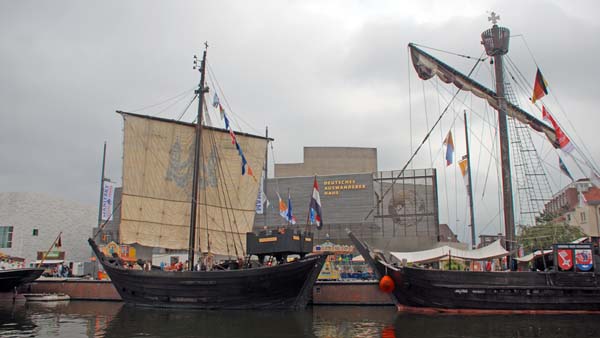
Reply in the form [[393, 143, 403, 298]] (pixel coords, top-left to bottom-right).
[[97, 141, 107, 229], [463, 112, 476, 249], [481, 13, 515, 256], [189, 45, 208, 269], [263, 126, 269, 228]]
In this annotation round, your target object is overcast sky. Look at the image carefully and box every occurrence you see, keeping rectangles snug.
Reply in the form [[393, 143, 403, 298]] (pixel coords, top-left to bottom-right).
[[1, 1, 599, 242]]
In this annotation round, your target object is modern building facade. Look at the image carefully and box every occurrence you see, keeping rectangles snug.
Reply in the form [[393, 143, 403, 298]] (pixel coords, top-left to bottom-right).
[[255, 147, 443, 252], [0, 192, 96, 265]]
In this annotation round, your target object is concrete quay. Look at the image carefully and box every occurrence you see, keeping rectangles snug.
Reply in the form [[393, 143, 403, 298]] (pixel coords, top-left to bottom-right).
[[25, 278, 394, 305]]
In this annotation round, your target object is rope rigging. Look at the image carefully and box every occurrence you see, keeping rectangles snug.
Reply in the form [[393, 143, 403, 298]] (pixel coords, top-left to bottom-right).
[[363, 51, 486, 221]]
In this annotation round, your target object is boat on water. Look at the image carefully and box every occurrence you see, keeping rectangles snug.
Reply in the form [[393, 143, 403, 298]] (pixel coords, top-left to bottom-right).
[[349, 14, 600, 313], [0, 268, 44, 293], [89, 48, 327, 310], [22, 293, 70, 302]]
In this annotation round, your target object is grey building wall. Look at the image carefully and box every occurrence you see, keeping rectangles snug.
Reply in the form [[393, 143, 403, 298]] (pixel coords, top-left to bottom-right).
[[256, 173, 376, 247], [0, 192, 96, 265], [253, 168, 440, 252], [274, 147, 377, 178]]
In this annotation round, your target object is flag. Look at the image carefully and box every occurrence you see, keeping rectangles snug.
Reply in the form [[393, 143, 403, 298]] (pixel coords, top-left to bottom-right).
[[278, 193, 288, 220], [309, 177, 324, 229], [559, 157, 574, 181], [255, 174, 265, 214], [443, 131, 454, 166], [101, 181, 116, 221], [542, 106, 574, 152], [286, 193, 297, 224], [531, 68, 548, 104], [56, 234, 62, 248], [212, 93, 220, 108], [219, 104, 225, 120], [579, 191, 588, 207], [458, 156, 469, 189]]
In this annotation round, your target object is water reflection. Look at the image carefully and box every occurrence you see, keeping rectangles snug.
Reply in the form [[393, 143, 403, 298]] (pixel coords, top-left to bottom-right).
[[103, 304, 314, 338], [0, 302, 36, 337], [312, 306, 396, 337], [1, 301, 600, 338], [392, 313, 600, 338]]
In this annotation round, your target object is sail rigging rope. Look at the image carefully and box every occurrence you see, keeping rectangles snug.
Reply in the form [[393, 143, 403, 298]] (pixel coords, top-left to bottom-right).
[[206, 62, 261, 135], [411, 43, 487, 62], [176, 94, 199, 121], [129, 87, 196, 113], [363, 52, 486, 221]]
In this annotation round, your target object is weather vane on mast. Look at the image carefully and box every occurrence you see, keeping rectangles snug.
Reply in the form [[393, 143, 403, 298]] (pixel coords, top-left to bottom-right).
[[488, 11, 500, 25], [193, 42, 209, 72]]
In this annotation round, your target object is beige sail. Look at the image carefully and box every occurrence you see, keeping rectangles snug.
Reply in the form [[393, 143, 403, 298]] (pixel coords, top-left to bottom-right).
[[409, 43, 559, 148], [119, 112, 267, 256]]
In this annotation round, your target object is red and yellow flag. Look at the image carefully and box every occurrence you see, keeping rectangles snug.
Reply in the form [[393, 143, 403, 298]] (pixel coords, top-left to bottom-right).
[[531, 68, 548, 103]]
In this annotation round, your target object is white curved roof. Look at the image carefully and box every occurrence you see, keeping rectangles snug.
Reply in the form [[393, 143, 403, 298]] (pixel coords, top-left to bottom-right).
[[390, 240, 508, 264]]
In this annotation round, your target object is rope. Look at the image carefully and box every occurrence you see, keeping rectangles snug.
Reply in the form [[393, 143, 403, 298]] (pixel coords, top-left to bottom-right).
[[363, 53, 485, 221]]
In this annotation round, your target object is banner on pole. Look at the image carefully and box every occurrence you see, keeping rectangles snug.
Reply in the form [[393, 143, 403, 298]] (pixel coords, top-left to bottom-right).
[[101, 181, 116, 221]]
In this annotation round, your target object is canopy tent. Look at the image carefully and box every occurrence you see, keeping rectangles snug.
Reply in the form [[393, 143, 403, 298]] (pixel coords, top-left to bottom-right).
[[515, 237, 589, 263], [34, 259, 64, 265], [515, 250, 553, 263], [390, 240, 508, 264]]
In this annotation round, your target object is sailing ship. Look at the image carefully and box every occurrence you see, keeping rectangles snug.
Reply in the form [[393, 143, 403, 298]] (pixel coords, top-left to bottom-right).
[[0, 268, 44, 293], [89, 48, 327, 310], [0, 252, 43, 293], [349, 14, 600, 313]]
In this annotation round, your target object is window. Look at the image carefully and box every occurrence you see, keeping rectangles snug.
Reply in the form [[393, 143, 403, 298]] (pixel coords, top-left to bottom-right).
[[0, 226, 14, 248], [581, 212, 587, 223], [567, 214, 571, 221], [32, 229, 39, 236]]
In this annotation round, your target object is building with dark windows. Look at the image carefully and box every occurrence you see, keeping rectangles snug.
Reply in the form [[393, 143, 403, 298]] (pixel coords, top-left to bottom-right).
[[254, 147, 446, 252]]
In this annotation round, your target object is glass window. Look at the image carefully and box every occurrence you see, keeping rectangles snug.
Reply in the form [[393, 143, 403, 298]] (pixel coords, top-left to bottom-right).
[[33, 229, 39, 236], [0, 226, 14, 248]]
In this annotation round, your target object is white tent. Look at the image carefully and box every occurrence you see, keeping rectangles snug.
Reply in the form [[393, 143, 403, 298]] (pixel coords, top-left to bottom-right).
[[390, 240, 508, 264], [515, 237, 589, 263]]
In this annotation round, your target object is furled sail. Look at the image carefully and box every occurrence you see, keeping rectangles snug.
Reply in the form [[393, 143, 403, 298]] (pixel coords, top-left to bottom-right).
[[119, 112, 268, 256], [409, 43, 559, 147]]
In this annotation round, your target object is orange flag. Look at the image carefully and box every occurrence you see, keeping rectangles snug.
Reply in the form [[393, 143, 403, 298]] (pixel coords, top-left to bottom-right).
[[531, 68, 548, 103]]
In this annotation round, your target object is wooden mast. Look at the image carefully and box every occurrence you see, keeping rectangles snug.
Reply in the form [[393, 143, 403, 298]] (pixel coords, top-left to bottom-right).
[[481, 13, 516, 257], [463, 112, 476, 249], [189, 45, 208, 270]]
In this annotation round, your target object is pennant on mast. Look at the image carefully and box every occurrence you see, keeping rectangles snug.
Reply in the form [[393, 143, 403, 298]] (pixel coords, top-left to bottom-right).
[[531, 68, 549, 104], [443, 131, 454, 166], [408, 44, 558, 147]]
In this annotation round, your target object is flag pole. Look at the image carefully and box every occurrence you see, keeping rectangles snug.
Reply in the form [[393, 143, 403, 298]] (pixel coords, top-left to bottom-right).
[[305, 175, 317, 233], [38, 231, 62, 268], [287, 188, 291, 226], [464, 111, 476, 249]]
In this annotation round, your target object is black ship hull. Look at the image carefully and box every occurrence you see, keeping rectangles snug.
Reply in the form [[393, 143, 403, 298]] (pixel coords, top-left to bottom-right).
[[349, 231, 600, 313], [89, 238, 327, 310], [0, 268, 44, 292]]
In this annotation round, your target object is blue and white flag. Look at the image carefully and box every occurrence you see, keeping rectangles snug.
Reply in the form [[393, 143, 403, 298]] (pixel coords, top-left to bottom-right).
[[212, 93, 220, 108], [309, 177, 323, 229], [559, 156, 574, 181], [286, 193, 296, 225]]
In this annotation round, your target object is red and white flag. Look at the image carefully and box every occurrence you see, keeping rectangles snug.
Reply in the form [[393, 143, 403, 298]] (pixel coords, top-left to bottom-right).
[[542, 106, 574, 153]]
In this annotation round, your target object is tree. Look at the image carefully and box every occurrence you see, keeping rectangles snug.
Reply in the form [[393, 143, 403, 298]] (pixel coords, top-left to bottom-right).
[[517, 212, 585, 253]]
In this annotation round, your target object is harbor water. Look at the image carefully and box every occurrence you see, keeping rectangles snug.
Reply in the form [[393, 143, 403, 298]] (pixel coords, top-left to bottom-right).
[[1, 301, 599, 338]]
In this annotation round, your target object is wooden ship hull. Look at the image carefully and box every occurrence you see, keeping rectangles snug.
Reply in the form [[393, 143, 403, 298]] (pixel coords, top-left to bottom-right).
[[379, 260, 600, 312], [0, 268, 44, 292], [349, 232, 600, 312], [89, 238, 327, 310]]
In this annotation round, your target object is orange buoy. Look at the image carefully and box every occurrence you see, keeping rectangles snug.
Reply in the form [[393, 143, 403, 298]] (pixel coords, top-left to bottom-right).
[[379, 275, 395, 293]]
